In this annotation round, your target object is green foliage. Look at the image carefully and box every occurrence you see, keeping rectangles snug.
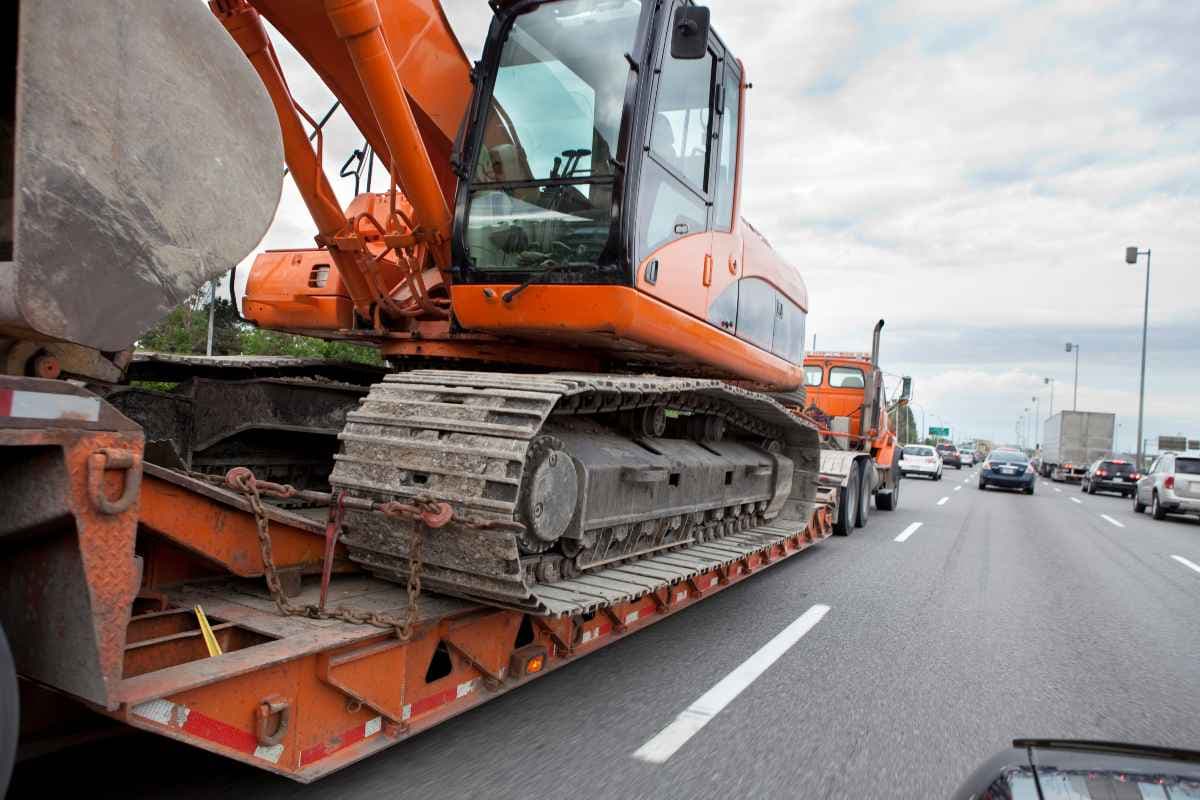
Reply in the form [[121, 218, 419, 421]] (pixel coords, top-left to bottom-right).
[[889, 404, 920, 444], [136, 294, 382, 366]]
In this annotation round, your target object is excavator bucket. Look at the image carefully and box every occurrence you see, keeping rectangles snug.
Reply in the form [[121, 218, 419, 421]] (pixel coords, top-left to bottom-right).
[[1, 0, 283, 352]]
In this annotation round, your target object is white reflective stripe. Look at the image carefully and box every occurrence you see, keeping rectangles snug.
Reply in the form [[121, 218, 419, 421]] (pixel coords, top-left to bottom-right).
[[254, 743, 284, 763], [625, 611, 639, 624], [131, 699, 177, 726], [402, 704, 412, 721], [455, 679, 476, 699], [3, 389, 101, 422], [365, 716, 383, 737]]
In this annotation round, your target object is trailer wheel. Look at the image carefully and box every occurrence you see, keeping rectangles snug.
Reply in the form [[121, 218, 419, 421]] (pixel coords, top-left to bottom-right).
[[0, 623, 18, 796], [855, 461, 870, 528], [833, 469, 860, 536]]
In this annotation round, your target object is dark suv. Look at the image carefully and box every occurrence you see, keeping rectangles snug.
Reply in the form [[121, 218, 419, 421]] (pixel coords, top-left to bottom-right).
[[936, 443, 962, 469], [1082, 458, 1140, 497]]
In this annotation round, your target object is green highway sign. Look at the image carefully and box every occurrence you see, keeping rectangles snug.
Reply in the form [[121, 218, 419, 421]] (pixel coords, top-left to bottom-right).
[[929, 426, 950, 437]]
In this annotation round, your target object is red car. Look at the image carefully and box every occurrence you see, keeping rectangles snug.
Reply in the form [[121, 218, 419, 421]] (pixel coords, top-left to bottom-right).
[[936, 443, 963, 469]]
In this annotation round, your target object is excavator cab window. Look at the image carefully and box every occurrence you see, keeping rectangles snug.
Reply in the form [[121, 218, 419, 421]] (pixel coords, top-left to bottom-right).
[[460, 0, 643, 277]]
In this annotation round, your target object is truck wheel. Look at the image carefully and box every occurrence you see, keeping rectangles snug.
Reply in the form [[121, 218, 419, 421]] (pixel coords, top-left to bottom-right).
[[877, 475, 899, 511], [834, 469, 860, 536], [855, 462, 870, 528], [1152, 492, 1167, 520], [0, 623, 18, 796]]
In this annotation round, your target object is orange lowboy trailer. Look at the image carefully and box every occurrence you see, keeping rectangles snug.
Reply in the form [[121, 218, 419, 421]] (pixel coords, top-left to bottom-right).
[[0, 0, 850, 785]]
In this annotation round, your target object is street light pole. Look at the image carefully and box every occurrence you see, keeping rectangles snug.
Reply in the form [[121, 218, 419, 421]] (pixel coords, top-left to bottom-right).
[[1065, 342, 1080, 410], [1043, 377, 1054, 419], [1032, 396, 1040, 449], [1126, 246, 1152, 473]]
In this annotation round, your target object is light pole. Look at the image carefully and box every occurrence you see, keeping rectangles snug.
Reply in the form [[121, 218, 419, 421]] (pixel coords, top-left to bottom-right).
[[1126, 246, 1152, 477], [1032, 395, 1040, 449], [1043, 377, 1054, 418], [1064, 342, 1080, 410]]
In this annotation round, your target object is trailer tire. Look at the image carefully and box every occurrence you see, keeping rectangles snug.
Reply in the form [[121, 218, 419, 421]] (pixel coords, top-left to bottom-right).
[[855, 461, 870, 528], [0, 623, 18, 796], [834, 469, 860, 536]]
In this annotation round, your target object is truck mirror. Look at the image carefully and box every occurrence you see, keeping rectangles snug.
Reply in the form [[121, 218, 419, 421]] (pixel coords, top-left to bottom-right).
[[1125, 246, 1138, 264], [900, 376, 912, 402], [671, 6, 710, 60]]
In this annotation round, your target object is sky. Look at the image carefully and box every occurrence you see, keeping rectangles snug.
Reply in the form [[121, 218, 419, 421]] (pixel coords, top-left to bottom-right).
[[243, 0, 1199, 453]]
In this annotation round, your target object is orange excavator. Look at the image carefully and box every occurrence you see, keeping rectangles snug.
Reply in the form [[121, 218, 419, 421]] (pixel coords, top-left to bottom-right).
[[191, 0, 823, 608]]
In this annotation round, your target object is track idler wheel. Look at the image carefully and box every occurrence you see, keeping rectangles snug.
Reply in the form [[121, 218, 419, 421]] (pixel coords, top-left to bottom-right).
[[517, 436, 579, 553]]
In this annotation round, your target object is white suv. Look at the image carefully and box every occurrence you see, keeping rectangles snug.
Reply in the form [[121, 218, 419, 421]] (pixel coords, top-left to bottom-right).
[[1134, 453, 1200, 520], [899, 445, 942, 480]]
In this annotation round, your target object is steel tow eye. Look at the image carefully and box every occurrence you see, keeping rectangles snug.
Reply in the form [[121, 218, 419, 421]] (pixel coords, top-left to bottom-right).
[[86, 448, 142, 515], [255, 696, 291, 747]]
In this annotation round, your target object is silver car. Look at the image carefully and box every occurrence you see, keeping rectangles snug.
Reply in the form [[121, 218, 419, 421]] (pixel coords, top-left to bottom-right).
[[1134, 453, 1200, 520]]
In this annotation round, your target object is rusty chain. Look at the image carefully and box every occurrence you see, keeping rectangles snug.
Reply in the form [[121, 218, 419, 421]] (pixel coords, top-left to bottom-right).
[[227, 467, 439, 640]]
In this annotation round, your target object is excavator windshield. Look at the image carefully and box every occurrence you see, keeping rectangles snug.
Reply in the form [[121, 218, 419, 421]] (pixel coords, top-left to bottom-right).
[[463, 0, 642, 274]]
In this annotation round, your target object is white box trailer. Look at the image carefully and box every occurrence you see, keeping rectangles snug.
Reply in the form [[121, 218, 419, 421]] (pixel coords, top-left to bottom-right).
[[1041, 411, 1116, 481]]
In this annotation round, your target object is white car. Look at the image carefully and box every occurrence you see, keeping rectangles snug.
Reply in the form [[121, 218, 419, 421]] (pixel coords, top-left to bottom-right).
[[958, 450, 975, 466], [899, 445, 943, 480]]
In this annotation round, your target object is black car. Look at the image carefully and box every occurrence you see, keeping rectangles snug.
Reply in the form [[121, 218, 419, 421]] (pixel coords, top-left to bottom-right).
[[935, 443, 962, 469], [978, 449, 1035, 494], [1081, 458, 1139, 497], [954, 739, 1200, 800]]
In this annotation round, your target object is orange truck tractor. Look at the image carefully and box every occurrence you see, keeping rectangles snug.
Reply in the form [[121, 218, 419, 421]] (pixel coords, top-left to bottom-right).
[[802, 321, 908, 534]]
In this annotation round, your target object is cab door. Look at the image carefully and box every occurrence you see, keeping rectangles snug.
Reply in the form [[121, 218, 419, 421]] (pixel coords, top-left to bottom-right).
[[634, 1, 720, 321], [706, 54, 743, 333]]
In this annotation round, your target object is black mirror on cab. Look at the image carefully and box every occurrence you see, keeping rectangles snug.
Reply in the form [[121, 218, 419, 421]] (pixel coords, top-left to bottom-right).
[[900, 376, 912, 402], [671, 5, 710, 60]]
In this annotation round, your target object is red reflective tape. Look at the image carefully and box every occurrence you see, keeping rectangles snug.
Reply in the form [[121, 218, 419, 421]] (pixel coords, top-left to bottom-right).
[[409, 685, 459, 717], [299, 720, 369, 766], [181, 710, 258, 755], [0, 389, 11, 417]]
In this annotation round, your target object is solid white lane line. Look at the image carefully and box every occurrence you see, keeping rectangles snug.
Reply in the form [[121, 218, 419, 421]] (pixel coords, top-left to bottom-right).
[[894, 522, 923, 542], [1100, 514, 1125, 528], [631, 604, 831, 764], [1070, 497, 1082, 504], [954, 486, 962, 492], [1171, 555, 1200, 576], [937, 497, 949, 506]]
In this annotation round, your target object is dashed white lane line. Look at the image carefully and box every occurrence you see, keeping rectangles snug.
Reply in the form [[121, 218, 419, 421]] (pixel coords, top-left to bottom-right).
[[1070, 497, 1082, 504], [1054, 487, 1062, 493], [1100, 514, 1125, 528], [937, 497, 949, 506], [1171, 555, 1200, 576], [894, 522, 923, 543], [631, 604, 831, 764], [962, 478, 970, 484], [954, 486, 962, 492]]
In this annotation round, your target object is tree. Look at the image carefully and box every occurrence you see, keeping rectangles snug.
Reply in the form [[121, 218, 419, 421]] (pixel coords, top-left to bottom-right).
[[137, 295, 382, 365], [889, 404, 919, 445]]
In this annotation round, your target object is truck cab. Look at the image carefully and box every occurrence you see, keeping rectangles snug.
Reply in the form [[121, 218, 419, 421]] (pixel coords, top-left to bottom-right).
[[800, 321, 904, 533]]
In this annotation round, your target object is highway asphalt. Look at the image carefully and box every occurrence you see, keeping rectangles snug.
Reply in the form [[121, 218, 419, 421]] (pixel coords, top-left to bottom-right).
[[11, 470, 1200, 798]]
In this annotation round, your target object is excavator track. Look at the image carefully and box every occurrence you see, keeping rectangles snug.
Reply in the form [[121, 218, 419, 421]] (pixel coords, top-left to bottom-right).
[[330, 371, 821, 614]]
